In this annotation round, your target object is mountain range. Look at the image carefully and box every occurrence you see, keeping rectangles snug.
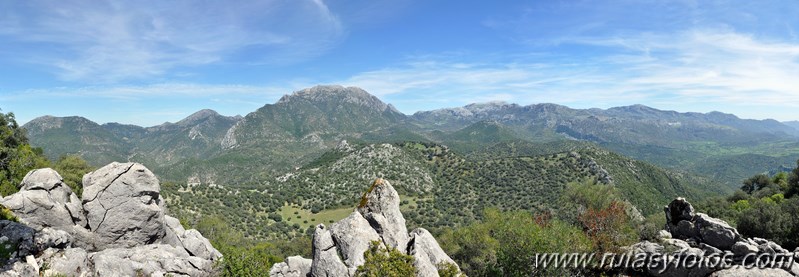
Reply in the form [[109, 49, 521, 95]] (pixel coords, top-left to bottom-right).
[[23, 85, 799, 190]]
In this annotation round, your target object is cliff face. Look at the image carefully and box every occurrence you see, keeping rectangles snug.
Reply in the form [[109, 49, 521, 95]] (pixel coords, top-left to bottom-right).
[[269, 179, 461, 277], [0, 163, 221, 277]]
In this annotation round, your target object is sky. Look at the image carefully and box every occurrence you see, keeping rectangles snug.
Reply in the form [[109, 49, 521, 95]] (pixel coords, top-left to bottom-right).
[[2, 0, 799, 126]]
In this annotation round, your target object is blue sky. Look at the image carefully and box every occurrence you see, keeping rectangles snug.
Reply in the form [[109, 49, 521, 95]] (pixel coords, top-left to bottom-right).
[[2, 0, 799, 126]]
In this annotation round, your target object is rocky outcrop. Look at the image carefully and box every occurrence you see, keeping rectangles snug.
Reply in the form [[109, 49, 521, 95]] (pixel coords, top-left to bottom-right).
[[0, 163, 221, 276], [1, 169, 86, 231], [626, 198, 797, 277], [269, 256, 312, 277], [270, 178, 460, 277], [82, 162, 166, 250]]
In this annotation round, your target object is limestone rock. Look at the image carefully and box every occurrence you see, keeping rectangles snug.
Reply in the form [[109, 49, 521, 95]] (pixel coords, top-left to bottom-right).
[[37, 247, 90, 277], [162, 215, 222, 261], [310, 224, 348, 277], [0, 168, 86, 231], [82, 162, 165, 250], [34, 227, 72, 250], [357, 179, 409, 252], [269, 256, 312, 277], [329, 211, 380, 269], [665, 197, 695, 225], [694, 213, 739, 250], [408, 228, 460, 277], [0, 164, 223, 277], [90, 244, 216, 277], [271, 178, 460, 277]]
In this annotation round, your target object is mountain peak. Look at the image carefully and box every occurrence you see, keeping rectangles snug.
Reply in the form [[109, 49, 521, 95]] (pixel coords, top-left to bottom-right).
[[176, 109, 221, 126], [276, 85, 398, 113], [24, 115, 98, 132]]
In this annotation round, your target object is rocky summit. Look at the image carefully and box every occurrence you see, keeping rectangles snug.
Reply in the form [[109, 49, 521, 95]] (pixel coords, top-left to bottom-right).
[[0, 162, 221, 277], [269, 178, 461, 277], [626, 198, 799, 277]]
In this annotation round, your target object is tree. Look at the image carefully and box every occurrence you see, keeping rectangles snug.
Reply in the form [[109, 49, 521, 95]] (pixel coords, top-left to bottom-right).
[[355, 241, 416, 277], [440, 209, 593, 277], [741, 173, 771, 194], [0, 111, 50, 196], [53, 155, 93, 195], [736, 199, 791, 247], [787, 160, 799, 198]]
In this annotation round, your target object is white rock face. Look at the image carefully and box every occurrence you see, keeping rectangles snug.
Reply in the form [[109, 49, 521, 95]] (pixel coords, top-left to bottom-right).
[[357, 178, 410, 252], [329, 211, 380, 269], [272, 178, 461, 277]]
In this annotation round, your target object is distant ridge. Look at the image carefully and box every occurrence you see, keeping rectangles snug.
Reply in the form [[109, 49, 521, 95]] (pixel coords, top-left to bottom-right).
[[21, 85, 799, 188]]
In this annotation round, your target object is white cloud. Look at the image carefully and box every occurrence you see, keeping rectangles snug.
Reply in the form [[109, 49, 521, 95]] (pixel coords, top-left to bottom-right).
[[0, 0, 344, 82], [2, 83, 294, 101], [338, 29, 799, 119]]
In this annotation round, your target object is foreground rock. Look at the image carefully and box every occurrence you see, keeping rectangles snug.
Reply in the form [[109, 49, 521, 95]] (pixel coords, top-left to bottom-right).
[[625, 197, 796, 277], [1, 169, 85, 231], [270, 178, 461, 277], [0, 163, 221, 276], [82, 162, 166, 250]]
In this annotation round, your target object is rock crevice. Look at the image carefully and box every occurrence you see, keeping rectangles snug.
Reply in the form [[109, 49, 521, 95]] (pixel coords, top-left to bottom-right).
[[0, 163, 222, 277]]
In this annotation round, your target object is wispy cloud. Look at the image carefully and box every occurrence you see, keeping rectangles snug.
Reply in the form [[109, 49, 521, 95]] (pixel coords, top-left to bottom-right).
[[1, 83, 292, 101], [0, 0, 344, 82], [340, 28, 799, 119]]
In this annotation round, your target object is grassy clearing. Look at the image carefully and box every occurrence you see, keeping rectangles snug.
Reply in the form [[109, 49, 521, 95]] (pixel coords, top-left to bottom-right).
[[277, 194, 429, 229], [278, 204, 354, 229]]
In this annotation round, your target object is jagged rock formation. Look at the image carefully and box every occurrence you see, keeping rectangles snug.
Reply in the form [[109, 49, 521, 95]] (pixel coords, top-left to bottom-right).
[[269, 179, 460, 277], [627, 197, 798, 277], [0, 163, 222, 276]]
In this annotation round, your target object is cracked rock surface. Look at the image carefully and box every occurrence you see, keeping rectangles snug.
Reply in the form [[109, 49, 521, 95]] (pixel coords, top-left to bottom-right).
[[0, 163, 222, 276], [82, 162, 165, 250], [1, 168, 86, 231]]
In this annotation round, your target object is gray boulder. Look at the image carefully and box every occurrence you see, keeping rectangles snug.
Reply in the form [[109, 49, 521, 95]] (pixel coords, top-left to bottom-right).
[[665, 197, 695, 225], [357, 179, 409, 252], [162, 215, 222, 261], [90, 244, 216, 277], [408, 228, 460, 277], [694, 213, 740, 250], [329, 210, 380, 269], [269, 256, 312, 277], [0, 168, 86, 231], [82, 162, 165, 250], [37, 247, 90, 277], [33, 227, 72, 250], [310, 224, 348, 277]]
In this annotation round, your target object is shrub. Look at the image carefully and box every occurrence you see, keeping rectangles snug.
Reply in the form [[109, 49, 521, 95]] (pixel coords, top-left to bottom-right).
[[355, 241, 416, 277]]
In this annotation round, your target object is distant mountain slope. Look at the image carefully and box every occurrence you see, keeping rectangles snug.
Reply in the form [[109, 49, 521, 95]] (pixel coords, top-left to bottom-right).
[[784, 121, 799, 131], [25, 109, 241, 174], [163, 141, 726, 240], [24, 116, 129, 164], [23, 85, 799, 189], [414, 102, 799, 186]]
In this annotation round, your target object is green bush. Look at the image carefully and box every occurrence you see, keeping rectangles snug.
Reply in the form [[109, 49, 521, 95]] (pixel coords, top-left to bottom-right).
[[355, 241, 416, 277]]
